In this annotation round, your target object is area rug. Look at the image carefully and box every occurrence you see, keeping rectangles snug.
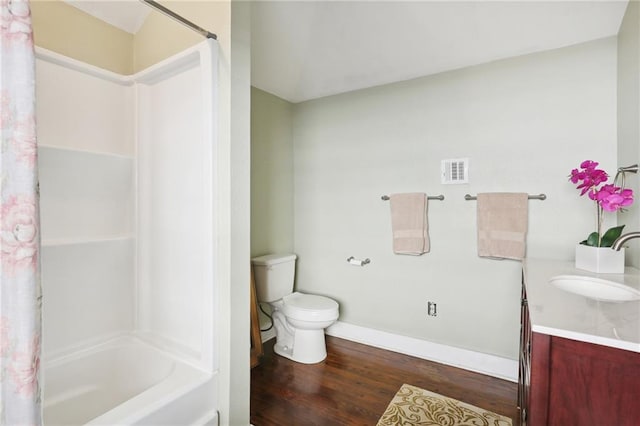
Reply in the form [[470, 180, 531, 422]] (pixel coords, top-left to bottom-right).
[[377, 383, 512, 426]]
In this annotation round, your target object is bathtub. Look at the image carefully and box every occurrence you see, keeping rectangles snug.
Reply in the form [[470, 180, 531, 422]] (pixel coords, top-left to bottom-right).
[[43, 336, 216, 425]]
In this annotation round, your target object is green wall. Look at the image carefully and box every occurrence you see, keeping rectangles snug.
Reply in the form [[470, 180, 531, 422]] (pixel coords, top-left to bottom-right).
[[617, 1, 640, 268], [251, 87, 295, 257]]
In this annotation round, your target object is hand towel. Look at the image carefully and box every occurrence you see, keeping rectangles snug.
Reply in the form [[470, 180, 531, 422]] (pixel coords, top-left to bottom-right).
[[477, 192, 528, 260], [389, 193, 429, 255]]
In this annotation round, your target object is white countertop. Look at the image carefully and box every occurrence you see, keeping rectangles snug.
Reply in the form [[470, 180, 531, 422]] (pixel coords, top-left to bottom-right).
[[523, 258, 640, 353]]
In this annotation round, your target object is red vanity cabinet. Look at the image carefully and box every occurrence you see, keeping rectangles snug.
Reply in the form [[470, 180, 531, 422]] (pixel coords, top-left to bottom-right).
[[518, 280, 640, 426]]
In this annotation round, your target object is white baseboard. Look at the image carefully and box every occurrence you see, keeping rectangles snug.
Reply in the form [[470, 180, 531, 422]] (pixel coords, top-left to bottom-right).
[[326, 321, 518, 382]]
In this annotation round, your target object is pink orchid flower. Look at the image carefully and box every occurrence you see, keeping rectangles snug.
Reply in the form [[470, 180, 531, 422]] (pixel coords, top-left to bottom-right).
[[595, 185, 634, 212], [570, 161, 609, 196], [569, 160, 635, 247]]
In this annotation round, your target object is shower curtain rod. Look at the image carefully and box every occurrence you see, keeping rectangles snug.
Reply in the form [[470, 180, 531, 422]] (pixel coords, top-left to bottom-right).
[[140, 0, 217, 40]]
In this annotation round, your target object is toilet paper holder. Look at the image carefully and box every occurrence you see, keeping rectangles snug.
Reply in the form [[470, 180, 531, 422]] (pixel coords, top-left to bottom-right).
[[347, 256, 371, 266]]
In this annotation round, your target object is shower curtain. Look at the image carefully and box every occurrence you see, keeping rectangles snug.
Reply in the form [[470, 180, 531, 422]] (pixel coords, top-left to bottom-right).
[[0, 0, 42, 424]]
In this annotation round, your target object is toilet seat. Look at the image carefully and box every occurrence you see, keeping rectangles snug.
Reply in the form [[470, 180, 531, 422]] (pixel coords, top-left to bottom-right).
[[282, 292, 339, 322]]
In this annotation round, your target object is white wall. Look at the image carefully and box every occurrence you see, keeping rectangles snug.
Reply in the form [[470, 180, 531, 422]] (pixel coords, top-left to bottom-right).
[[292, 38, 617, 359], [618, 1, 640, 268], [38, 42, 223, 423], [136, 46, 215, 368], [37, 54, 136, 357], [228, 2, 252, 423], [136, 3, 252, 422]]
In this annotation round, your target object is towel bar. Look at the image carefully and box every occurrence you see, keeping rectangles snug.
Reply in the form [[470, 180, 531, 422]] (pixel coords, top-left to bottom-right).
[[381, 194, 444, 201], [464, 193, 546, 200]]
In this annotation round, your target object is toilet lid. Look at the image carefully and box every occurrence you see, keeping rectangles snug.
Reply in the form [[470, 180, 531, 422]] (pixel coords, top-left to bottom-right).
[[282, 292, 339, 322]]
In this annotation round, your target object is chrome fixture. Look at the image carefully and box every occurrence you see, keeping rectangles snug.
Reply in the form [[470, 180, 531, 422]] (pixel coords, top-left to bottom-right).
[[140, 0, 217, 39], [381, 194, 444, 201], [346, 256, 370, 266], [611, 232, 640, 251], [613, 164, 638, 188], [464, 193, 546, 200]]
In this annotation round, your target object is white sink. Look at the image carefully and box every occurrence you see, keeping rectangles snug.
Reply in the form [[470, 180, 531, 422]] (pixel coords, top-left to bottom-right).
[[549, 275, 640, 302]]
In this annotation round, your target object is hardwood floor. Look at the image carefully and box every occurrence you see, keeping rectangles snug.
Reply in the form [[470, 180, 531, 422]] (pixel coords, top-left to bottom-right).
[[251, 335, 519, 425]]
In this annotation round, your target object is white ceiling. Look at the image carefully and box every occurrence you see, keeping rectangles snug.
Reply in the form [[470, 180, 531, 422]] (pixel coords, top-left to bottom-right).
[[64, 0, 150, 34], [63, 1, 629, 103], [251, 1, 629, 103]]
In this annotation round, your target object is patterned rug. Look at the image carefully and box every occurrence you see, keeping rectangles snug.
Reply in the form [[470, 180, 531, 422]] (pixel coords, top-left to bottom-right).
[[377, 384, 512, 426]]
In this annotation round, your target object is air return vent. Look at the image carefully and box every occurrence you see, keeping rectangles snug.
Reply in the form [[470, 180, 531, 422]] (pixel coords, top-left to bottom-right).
[[441, 158, 469, 184]]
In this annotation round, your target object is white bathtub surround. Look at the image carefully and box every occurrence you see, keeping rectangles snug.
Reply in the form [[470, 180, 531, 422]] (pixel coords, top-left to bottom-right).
[[43, 336, 212, 426], [37, 40, 219, 424]]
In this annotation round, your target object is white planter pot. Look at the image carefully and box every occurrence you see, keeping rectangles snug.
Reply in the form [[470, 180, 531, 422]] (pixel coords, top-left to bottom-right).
[[575, 244, 625, 274]]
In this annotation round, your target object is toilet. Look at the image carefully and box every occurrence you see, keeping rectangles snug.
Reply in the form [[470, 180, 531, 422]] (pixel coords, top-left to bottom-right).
[[251, 253, 339, 364]]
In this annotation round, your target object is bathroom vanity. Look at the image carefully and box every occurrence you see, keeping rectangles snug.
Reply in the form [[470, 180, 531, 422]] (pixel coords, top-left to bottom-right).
[[518, 259, 640, 426]]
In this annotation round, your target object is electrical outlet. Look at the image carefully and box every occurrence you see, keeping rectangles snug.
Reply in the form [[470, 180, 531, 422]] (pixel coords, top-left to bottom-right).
[[427, 301, 437, 317]]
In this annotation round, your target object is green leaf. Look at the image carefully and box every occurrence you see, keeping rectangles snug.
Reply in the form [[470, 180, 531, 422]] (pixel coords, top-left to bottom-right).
[[600, 225, 626, 248], [585, 232, 600, 247]]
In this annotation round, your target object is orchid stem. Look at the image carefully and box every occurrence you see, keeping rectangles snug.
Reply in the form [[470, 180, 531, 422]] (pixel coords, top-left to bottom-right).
[[596, 204, 603, 247]]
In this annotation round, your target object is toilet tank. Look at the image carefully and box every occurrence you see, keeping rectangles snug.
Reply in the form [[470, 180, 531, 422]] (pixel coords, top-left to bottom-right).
[[251, 254, 297, 303]]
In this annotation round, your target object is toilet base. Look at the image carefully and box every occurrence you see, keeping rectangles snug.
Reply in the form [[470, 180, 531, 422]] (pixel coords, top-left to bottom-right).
[[274, 328, 328, 364]]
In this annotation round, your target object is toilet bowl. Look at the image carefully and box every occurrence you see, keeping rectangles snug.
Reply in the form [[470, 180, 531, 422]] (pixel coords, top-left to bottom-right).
[[251, 254, 340, 364], [270, 292, 339, 364]]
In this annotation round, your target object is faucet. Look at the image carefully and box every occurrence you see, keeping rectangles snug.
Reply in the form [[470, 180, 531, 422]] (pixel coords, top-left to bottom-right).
[[612, 232, 640, 251]]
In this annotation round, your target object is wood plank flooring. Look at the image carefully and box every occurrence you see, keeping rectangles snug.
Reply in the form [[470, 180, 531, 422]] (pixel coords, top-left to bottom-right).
[[251, 335, 518, 425]]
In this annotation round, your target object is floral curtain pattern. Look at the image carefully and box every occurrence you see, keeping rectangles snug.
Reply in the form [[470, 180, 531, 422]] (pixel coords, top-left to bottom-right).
[[0, 0, 42, 424]]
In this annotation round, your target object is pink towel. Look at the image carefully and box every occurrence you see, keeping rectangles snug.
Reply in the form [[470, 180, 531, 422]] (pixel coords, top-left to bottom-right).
[[477, 192, 528, 260], [389, 193, 429, 255]]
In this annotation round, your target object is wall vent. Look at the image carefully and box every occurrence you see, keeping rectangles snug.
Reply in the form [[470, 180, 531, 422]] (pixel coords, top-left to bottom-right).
[[441, 158, 469, 184]]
